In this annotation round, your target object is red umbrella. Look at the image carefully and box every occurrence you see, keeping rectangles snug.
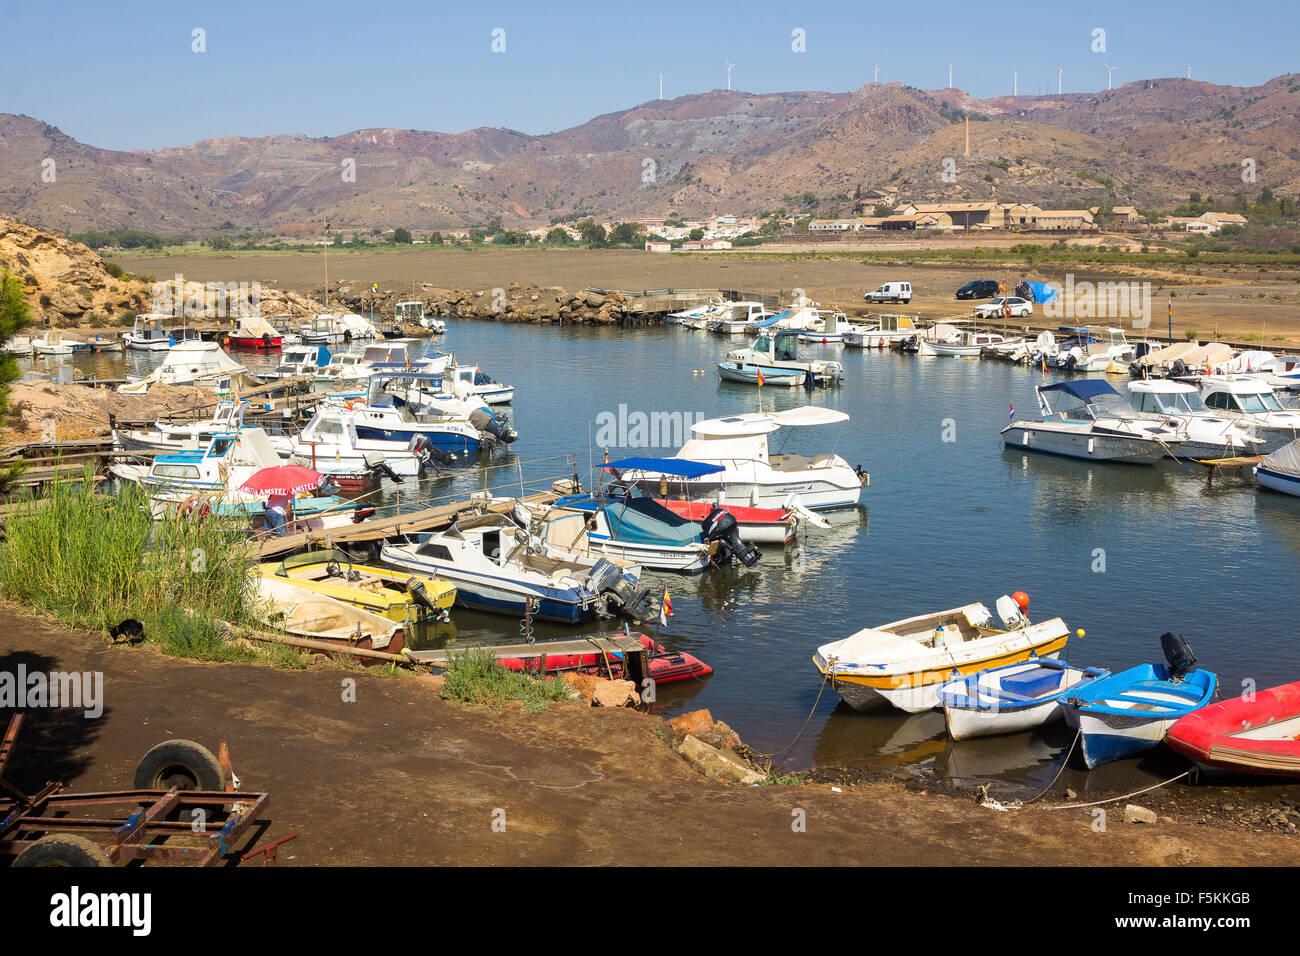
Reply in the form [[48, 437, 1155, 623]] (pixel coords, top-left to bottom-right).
[[238, 464, 324, 497]]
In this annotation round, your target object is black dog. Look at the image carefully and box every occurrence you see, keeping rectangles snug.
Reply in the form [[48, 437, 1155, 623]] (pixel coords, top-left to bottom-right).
[[108, 619, 145, 644]]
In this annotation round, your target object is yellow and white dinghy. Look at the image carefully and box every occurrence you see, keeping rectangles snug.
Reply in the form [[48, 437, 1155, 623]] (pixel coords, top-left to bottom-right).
[[811, 595, 1072, 714]]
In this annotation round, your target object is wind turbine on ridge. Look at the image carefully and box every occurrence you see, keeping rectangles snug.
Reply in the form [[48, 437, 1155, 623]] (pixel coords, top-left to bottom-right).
[[725, 60, 735, 91]]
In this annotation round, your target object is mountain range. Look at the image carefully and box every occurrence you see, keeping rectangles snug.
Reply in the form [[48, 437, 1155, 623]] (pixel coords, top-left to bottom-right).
[[2, 73, 1298, 236]]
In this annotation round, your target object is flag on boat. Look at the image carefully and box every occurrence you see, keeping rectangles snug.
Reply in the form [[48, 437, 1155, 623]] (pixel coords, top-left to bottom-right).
[[756, 367, 765, 387], [659, 588, 673, 627], [1009, 402, 1014, 421]]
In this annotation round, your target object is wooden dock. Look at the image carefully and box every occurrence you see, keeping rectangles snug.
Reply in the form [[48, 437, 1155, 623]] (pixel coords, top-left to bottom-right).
[[254, 490, 559, 559]]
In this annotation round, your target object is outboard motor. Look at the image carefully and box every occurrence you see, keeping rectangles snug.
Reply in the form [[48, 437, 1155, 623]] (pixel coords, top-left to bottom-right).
[[1160, 632, 1197, 680], [1171, 358, 1187, 378], [426, 447, 457, 467], [407, 578, 437, 614], [701, 505, 759, 568], [469, 408, 518, 444], [351, 504, 376, 523]]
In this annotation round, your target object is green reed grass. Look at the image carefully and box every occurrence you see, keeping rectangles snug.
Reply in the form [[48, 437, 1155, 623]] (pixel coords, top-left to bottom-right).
[[0, 470, 258, 633], [440, 646, 572, 712]]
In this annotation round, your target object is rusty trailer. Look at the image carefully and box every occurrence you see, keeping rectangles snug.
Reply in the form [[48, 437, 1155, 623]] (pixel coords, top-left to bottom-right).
[[0, 714, 284, 867]]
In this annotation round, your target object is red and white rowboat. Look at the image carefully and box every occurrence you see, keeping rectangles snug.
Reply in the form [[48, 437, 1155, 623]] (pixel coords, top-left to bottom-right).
[[1166, 681, 1300, 778]]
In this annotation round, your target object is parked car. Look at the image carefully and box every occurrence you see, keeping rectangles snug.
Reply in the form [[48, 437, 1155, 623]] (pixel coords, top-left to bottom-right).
[[973, 296, 1033, 318], [956, 279, 1000, 300], [864, 281, 911, 304]]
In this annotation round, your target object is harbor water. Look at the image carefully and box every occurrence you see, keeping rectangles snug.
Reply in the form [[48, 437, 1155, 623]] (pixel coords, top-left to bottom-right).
[[30, 323, 1300, 795]]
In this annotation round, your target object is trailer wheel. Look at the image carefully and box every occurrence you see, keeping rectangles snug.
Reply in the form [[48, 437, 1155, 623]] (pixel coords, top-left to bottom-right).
[[133, 739, 225, 791], [13, 834, 112, 867]]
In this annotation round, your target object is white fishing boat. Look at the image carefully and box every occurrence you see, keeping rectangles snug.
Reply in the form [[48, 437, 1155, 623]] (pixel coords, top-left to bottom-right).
[[113, 399, 250, 452], [117, 340, 248, 394], [30, 329, 85, 356], [812, 595, 1072, 713], [1197, 376, 1300, 451], [1002, 380, 1184, 464], [706, 301, 774, 335], [622, 407, 867, 511], [797, 311, 858, 344], [275, 404, 433, 476], [380, 514, 658, 624], [258, 344, 331, 382], [123, 313, 185, 351], [1127, 380, 1263, 459], [668, 296, 725, 326], [843, 313, 924, 348], [938, 659, 1110, 740], [110, 427, 282, 497], [717, 331, 844, 387], [922, 330, 1014, 357], [443, 365, 513, 404]]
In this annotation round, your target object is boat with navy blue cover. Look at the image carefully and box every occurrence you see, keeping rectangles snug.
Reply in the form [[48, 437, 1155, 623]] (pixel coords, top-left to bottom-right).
[[1002, 379, 1184, 463], [1061, 634, 1218, 768]]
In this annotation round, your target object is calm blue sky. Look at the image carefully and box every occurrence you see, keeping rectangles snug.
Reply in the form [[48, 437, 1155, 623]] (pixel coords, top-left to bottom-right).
[[2, 0, 1296, 150]]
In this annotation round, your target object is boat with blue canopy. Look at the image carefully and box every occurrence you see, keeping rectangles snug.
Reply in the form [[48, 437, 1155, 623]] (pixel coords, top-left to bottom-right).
[[1002, 379, 1184, 463]]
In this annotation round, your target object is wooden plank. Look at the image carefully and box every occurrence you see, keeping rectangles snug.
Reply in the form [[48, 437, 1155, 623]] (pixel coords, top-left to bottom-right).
[[407, 633, 647, 667], [253, 490, 558, 559]]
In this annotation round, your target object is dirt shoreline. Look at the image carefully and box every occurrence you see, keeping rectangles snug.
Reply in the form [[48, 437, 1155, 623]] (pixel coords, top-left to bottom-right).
[[114, 248, 1300, 348], [1, 608, 1293, 866]]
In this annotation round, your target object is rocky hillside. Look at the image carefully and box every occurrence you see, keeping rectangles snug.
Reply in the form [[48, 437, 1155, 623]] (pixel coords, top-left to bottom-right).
[[0, 214, 151, 325], [0, 214, 326, 327], [1, 73, 1297, 235]]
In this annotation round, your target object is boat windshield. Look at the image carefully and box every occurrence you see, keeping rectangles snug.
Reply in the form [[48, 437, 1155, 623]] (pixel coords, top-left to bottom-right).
[[1238, 391, 1283, 413]]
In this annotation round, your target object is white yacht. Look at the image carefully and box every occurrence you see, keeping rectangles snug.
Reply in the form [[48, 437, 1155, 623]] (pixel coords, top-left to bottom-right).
[[1126, 380, 1263, 459], [1198, 376, 1300, 451], [1002, 380, 1184, 464], [621, 407, 867, 511], [274, 404, 432, 477]]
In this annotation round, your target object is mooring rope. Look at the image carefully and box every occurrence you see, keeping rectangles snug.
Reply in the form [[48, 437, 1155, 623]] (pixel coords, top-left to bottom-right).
[[746, 658, 836, 763]]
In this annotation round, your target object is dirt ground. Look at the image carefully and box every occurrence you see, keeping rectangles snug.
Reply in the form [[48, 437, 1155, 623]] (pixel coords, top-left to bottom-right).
[[115, 246, 1300, 348], [1, 608, 1293, 867], [3, 380, 221, 444]]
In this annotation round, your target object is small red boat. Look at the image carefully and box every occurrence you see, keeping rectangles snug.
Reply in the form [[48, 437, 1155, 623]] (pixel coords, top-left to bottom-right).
[[1166, 681, 1300, 777], [655, 499, 796, 545], [495, 633, 712, 685]]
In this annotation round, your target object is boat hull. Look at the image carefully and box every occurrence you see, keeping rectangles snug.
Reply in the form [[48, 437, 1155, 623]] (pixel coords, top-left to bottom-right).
[[1002, 424, 1167, 464], [1166, 681, 1300, 777], [1257, 466, 1300, 497]]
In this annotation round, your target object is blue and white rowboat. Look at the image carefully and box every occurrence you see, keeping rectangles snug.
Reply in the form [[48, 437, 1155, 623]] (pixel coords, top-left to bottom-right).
[[939, 659, 1111, 740], [1061, 648, 1217, 768]]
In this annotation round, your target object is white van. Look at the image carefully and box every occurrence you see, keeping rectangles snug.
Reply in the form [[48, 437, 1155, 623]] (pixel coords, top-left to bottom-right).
[[864, 281, 912, 304]]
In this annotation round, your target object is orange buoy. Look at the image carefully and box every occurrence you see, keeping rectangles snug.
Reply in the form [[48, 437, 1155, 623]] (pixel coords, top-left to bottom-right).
[[1012, 591, 1030, 611]]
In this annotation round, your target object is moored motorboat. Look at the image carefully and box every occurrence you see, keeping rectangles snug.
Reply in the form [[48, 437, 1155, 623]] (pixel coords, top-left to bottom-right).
[[938, 658, 1110, 740], [812, 594, 1073, 713], [717, 331, 844, 387], [1060, 633, 1217, 768], [1002, 380, 1184, 464], [1166, 681, 1300, 777], [617, 408, 867, 511]]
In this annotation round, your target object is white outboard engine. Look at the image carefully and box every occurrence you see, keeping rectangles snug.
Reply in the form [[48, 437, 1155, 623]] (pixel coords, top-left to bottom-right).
[[701, 505, 760, 568]]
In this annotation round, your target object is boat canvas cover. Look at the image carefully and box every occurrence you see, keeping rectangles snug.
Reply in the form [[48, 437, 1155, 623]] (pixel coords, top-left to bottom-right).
[[1038, 379, 1122, 403], [232, 314, 280, 339], [1137, 341, 1198, 367], [603, 457, 724, 479], [1182, 342, 1234, 367], [770, 407, 850, 428], [1262, 439, 1300, 479]]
